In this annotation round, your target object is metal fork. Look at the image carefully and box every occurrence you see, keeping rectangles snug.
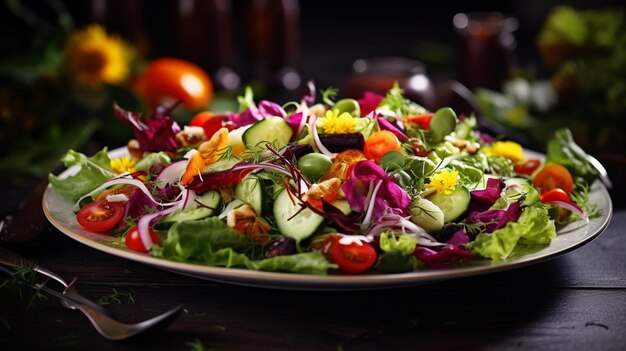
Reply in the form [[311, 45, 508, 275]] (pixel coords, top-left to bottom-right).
[[0, 249, 183, 341]]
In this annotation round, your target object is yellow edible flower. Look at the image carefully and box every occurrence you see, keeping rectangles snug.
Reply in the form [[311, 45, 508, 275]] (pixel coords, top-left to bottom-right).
[[484, 141, 525, 162], [425, 170, 459, 195], [110, 156, 137, 174], [321, 109, 357, 134], [65, 25, 131, 86]]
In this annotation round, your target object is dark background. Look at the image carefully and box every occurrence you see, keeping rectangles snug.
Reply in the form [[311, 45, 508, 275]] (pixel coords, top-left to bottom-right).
[[3, 0, 623, 92]]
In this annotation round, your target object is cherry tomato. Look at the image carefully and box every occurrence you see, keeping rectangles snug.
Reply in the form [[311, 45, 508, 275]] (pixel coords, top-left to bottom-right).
[[405, 113, 433, 130], [320, 149, 366, 181], [514, 159, 541, 176], [189, 111, 214, 127], [133, 58, 213, 109], [533, 164, 574, 194], [125, 225, 160, 253], [540, 188, 571, 203], [95, 185, 137, 202], [76, 200, 124, 233], [364, 130, 402, 163], [330, 239, 377, 274]]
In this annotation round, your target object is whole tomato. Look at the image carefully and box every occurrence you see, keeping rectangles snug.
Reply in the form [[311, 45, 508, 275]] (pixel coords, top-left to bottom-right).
[[133, 58, 213, 109]]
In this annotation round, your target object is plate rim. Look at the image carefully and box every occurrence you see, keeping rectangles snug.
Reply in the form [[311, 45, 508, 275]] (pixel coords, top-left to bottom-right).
[[42, 148, 614, 290]]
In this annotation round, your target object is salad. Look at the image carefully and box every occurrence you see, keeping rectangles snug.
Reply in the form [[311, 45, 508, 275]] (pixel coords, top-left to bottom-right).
[[48, 83, 603, 275]]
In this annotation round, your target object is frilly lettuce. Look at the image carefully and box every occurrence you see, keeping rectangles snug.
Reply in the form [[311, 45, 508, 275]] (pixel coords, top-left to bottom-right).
[[467, 205, 556, 260], [379, 232, 417, 254], [152, 218, 334, 274], [48, 148, 115, 202]]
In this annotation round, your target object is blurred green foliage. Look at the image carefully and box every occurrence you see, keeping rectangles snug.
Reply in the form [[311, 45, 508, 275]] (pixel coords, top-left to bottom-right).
[[476, 6, 626, 155]]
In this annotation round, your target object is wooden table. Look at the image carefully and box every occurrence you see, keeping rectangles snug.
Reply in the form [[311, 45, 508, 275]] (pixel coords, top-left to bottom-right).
[[1, 185, 624, 350]]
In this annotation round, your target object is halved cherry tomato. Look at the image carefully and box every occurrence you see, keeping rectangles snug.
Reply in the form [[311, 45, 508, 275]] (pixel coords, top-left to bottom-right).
[[533, 163, 574, 194], [330, 239, 377, 274], [76, 200, 124, 233], [189, 111, 214, 127], [514, 159, 541, 176], [125, 225, 160, 253], [364, 130, 401, 163], [540, 188, 570, 203], [133, 58, 213, 109], [95, 185, 137, 202], [405, 113, 433, 130]]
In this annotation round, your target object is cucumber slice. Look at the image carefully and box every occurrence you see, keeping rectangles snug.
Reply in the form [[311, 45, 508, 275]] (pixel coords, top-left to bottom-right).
[[242, 117, 293, 152], [155, 190, 222, 230], [234, 175, 264, 215], [427, 185, 470, 223], [273, 189, 324, 242], [194, 190, 222, 211], [333, 200, 352, 215], [409, 197, 445, 233]]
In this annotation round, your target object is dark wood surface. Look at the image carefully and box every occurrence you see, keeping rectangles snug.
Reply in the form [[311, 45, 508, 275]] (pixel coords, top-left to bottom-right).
[[1, 186, 624, 350]]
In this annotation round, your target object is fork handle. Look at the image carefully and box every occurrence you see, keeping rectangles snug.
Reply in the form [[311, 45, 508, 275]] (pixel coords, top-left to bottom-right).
[[0, 246, 113, 316]]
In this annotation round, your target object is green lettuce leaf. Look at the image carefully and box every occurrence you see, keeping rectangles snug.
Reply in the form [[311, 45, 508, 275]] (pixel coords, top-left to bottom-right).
[[378, 232, 417, 254], [153, 218, 334, 275], [48, 148, 115, 202], [135, 152, 171, 171], [546, 128, 600, 185], [468, 205, 556, 260]]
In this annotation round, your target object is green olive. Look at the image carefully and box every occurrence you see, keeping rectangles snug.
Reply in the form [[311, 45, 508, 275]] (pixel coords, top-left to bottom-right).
[[333, 98, 361, 117], [298, 153, 332, 181]]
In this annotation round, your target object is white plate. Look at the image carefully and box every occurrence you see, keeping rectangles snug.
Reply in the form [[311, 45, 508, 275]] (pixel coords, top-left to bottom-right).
[[42, 148, 613, 290]]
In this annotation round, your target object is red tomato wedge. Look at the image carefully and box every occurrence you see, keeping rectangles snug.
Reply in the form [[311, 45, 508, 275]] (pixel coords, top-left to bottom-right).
[[540, 188, 570, 203], [76, 200, 124, 233], [189, 111, 214, 127], [514, 159, 541, 176], [330, 239, 377, 274], [405, 113, 433, 130]]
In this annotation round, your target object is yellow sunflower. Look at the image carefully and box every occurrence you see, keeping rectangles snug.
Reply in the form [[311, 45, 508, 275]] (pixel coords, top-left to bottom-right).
[[65, 25, 131, 86]]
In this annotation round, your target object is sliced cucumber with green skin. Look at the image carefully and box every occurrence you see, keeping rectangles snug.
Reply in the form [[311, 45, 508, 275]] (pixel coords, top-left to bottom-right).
[[155, 190, 222, 230], [242, 117, 293, 152], [409, 197, 445, 233], [234, 175, 264, 215], [427, 185, 470, 223], [273, 189, 324, 242], [194, 190, 222, 211]]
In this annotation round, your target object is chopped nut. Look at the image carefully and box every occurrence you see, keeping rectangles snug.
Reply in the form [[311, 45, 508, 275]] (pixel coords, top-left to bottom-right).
[[226, 204, 271, 243], [127, 139, 143, 159], [176, 126, 207, 146]]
